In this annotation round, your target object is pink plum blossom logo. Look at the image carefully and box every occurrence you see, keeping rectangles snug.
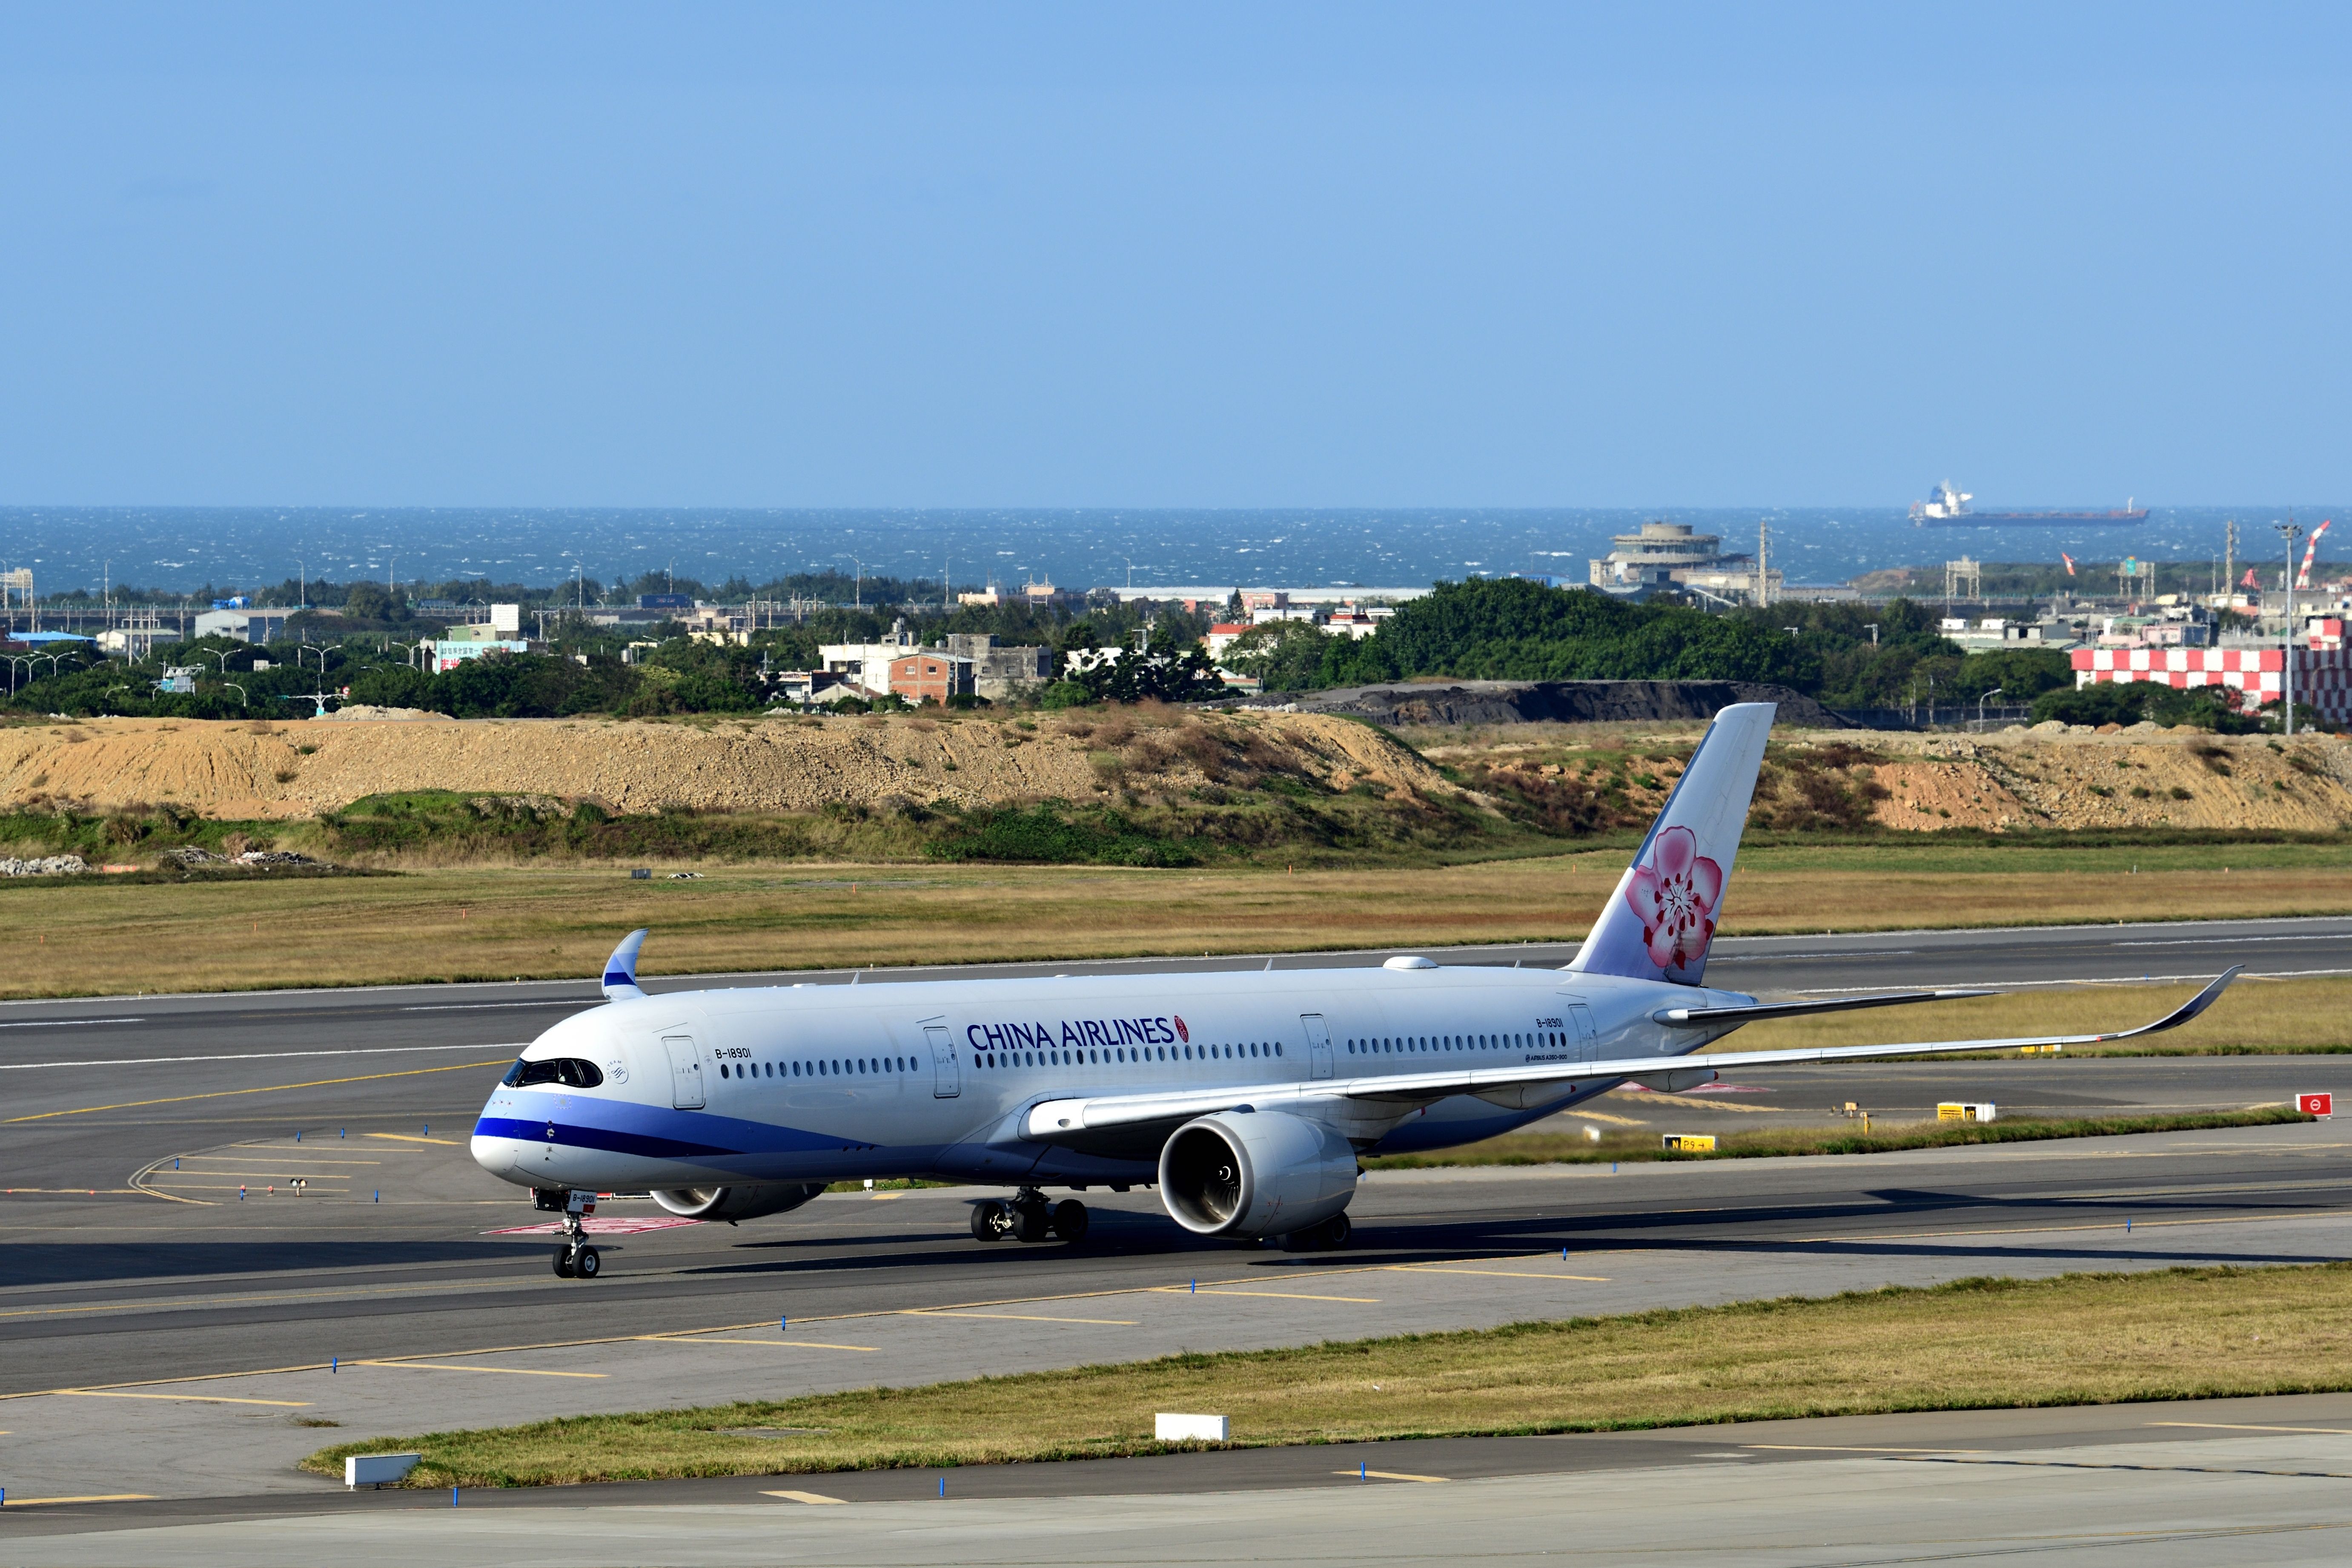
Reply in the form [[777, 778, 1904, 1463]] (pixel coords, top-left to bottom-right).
[[1622, 826, 1724, 974]]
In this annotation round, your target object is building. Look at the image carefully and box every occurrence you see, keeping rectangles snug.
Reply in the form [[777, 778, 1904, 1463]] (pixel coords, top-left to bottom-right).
[[885, 651, 974, 704], [819, 619, 925, 696], [942, 634, 1051, 700], [1587, 521, 1779, 602], [1324, 606, 1393, 639], [2071, 644, 2352, 724], [1206, 623, 1255, 661], [193, 608, 292, 644], [1097, 585, 1432, 608]]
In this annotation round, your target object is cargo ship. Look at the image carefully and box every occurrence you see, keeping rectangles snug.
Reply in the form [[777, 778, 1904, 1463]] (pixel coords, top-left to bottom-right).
[[1909, 481, 2147, 527]]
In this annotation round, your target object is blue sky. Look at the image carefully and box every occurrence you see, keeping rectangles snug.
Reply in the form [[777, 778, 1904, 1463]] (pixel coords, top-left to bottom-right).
[[2, 3, 2346, 508]]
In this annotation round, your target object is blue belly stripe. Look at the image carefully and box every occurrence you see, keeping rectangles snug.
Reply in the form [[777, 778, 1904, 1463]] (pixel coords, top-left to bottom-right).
[[473, 1115, 738, 1161]]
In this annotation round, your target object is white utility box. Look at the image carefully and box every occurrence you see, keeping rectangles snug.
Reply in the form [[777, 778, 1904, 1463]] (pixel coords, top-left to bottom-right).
[[345, 1452, 422, 1488], [1155, 1413, 1229, 1442]]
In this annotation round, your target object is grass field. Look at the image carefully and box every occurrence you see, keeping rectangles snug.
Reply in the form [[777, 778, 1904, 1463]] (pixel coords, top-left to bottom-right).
[[303, 1262, 2352, 1487], [0, 841, 2344, 999]]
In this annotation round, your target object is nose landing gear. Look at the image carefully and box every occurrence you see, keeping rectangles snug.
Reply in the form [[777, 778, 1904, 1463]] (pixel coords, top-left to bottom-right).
[[551, 1189, 604, 1280], [970, 1188, 1089, 1244]]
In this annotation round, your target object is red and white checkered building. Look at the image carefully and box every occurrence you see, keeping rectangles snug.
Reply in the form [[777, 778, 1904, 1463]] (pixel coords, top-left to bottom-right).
[[2072, 638, 2352, 724]]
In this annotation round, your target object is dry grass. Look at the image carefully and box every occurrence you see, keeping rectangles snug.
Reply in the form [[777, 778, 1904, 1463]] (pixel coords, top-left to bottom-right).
[[305, 1263, 2352, 1487], [0, 844, 2344, 999]]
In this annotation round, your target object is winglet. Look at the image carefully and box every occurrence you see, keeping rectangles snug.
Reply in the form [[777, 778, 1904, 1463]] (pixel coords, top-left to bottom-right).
[[602, 929, 649, 1000], [2098, 965, 2241, 1041]]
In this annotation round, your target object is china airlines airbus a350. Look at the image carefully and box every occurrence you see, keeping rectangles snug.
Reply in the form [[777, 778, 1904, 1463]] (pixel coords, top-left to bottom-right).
[[471, 703, 2237, 1279]]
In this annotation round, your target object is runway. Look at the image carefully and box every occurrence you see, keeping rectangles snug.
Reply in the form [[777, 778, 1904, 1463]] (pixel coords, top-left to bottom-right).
[[0, 916, 2348, 1531]]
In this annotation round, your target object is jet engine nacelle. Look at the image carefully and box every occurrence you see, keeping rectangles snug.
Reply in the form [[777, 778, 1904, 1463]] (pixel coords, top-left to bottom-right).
[[650, 1182, 828, 1223], [1157, 1109, 1356, 1240]]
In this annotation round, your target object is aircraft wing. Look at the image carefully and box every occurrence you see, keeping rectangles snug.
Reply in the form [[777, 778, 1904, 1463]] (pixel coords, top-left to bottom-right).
[[1020, 968, 2240, 1141]]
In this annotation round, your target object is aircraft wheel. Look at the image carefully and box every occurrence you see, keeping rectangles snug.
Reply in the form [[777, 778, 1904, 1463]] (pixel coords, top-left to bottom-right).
[[573, 1245, 602, 1279], [552, 1244, 576, 1278], [1012, 1201, 1050, 1243], [971, 1200, 1009, 1242], [1324, 1213, 1352, 1251], [1050, 1199, 1089, 1244]]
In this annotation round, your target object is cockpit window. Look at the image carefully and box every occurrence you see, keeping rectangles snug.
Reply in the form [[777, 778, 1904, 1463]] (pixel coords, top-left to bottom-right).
[[501, 1057, 604, 1089]]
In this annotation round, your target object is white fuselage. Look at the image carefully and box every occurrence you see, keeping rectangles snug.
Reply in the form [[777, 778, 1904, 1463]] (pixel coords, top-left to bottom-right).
[[470, 963, 1743, 1194]]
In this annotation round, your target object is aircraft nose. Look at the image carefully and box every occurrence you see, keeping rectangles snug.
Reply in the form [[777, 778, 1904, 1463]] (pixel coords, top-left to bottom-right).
[[471, 1095, 526, 1182]]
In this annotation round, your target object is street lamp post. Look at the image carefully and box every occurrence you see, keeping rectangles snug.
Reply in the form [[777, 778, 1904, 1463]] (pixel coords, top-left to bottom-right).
[[1978, 687, 2004, 726], [2278, 522, 2303, 735], [221, 681, 247, 706]]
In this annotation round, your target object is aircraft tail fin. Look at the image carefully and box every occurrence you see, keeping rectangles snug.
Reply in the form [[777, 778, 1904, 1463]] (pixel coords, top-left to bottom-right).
[[1568, 702, 1773, 986]]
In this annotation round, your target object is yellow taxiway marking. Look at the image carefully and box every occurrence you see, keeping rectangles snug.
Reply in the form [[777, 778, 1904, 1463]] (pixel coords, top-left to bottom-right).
[[908, 1311, 1141, 1325], [1743, 1444, 1985, 1454], [762, 1490, 848, 1505], [365, 1133, 461, 1147], [142, 1184, 348, 1192], [359, 1362, 606, 1378], [3, 1061, 506, 1124], [2146, 1422, 2352, 1436], [1337, 1469, 1449, 1483], [644, 1336, 879, 1353], [1391, 1266, 1610, 1281], [1619, 1090, 1787, 1114], [868, 1192, 904, 1201], [1, 1494, 156, 1507], [57, 1390, 310, 1407], [1157, 1288, 1381, 1303]]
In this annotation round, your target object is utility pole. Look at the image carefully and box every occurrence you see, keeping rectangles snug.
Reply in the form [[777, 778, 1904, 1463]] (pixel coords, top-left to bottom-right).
[[2278, 520, 2303, 735]]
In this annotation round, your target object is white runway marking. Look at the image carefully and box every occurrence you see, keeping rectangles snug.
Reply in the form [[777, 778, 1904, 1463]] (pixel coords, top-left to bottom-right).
[[0, 1042, 527, 1072]]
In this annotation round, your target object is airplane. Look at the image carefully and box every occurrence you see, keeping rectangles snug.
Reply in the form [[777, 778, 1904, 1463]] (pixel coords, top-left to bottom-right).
[[470, 703, 2238, 1280]]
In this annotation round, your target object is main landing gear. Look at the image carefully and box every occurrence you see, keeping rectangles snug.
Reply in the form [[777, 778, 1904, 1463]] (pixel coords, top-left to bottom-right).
[[971, 1188, 1089, 1245], [551, 1189, 604, 1280], [1278, 1213, 1352, 1253]]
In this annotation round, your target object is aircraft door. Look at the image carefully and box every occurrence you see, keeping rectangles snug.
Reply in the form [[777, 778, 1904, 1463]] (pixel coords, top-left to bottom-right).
[[662, 1033, 706, 1109], [1564, 1000, 1599, 1063], [924, 1025, 960, 1098], [1299, 1014, 1335, 1080]]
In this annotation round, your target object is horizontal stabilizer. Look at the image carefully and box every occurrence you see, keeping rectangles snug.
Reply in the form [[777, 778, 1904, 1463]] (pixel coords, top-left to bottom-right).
[[1653, 989, 1999, 1027]]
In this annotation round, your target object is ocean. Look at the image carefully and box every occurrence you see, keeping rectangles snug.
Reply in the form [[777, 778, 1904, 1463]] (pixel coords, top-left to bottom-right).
[[0, 505, 2330, 597]]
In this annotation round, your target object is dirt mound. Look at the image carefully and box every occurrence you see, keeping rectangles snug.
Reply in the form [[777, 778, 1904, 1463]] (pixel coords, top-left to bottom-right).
[[1771, 729, 2352, 832], [0, 711, 1458, 821]]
